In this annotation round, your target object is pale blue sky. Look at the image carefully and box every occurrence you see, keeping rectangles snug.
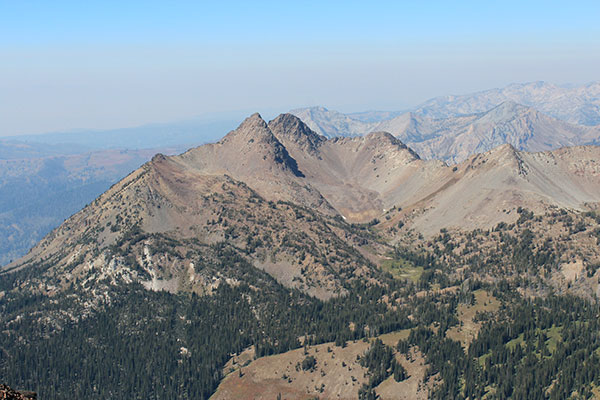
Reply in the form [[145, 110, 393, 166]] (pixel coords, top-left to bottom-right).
[[2, 1, 599, 136]]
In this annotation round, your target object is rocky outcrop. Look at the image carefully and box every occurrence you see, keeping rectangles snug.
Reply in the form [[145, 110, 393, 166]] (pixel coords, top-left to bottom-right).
[[0, 384, 36, 400]]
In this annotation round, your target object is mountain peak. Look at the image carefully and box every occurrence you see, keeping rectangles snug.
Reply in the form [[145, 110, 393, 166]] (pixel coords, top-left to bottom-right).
[[364, 130, 401, 143], [492, 100, 528, 113], [269, 113, 319, 135], [219, 112, 272, 144], [289, 106, 331, 115], [471, 143, 522, 167], [307, 106, 329, 113], [151, 153, 168, 164], [180, 112, 304, 179], [239, 112, 268, 129], [360, 131, 421, 160], [494, 142, 518, 153], [268, 114, 325, 154]]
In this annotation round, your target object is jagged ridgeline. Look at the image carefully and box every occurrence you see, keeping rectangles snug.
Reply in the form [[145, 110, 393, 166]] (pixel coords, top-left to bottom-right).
[[291, 81, 600, 164], [2, 113, 600, 399]]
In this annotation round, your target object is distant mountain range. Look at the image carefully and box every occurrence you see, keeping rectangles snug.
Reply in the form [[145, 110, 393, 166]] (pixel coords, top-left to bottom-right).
[[415, 81, 600, 125], [2, 117, 242, 151], [291, 81, 600, 163]]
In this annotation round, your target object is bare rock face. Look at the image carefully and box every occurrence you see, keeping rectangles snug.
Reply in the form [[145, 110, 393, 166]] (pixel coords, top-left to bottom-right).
[[0, 384, 36, 400], [170, 113, 337, 215], [186, 112, 304, 178], [268, 113, 325, 155]]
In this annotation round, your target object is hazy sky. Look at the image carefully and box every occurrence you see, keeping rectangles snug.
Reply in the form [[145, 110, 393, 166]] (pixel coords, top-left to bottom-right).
[[2, 0, 600, 136]]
